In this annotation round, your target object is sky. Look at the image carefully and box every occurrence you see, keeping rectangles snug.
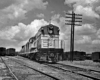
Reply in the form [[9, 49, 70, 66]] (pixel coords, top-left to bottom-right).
[[0, 0, 100, 53]]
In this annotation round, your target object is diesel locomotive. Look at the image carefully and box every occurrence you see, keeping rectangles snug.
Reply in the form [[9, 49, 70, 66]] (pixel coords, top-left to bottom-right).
[[20, 24, 64, 63]]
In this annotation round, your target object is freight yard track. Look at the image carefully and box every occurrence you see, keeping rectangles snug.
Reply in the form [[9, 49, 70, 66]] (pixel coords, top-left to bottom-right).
[[15, 62, 60, 80], [7, 56, 94, 80], [59, 63, 100, 73], [8, 56, 100, 80], [1, 57, 60, 80], [0, 57, 18, 80], [45, 63, 100, 80]]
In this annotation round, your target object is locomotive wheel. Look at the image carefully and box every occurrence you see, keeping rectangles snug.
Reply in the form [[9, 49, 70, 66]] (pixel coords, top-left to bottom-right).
[[59, 56, 62, 61], [30, 55, 34, 60], [51, 57, 57, 63], [35, 54, 40, 61]]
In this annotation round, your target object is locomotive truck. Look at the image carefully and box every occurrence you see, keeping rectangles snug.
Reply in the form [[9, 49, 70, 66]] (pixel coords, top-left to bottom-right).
[[20, 24, 64, 63]]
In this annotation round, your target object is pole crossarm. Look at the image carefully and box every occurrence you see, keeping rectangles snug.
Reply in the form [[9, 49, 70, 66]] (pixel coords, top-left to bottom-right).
[[65, 16, 73, 18], [74, 17, 82, 19], [74, 20, 82, 22], [65, 23, 82, 26], [66, 13, 82, 16], [65, 20, 82, 22]]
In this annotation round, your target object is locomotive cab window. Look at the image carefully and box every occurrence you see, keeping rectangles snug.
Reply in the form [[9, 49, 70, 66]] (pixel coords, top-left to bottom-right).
[[58, 28, 60, 34], [41, 28, 44, 35], [29, 39, 33, 43]]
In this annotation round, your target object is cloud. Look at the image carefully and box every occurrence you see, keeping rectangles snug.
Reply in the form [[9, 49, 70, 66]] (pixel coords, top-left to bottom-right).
[[64, 0, 98, 6], [0, 0, 15, 9], [0, 26, 20, 40], [92, 39, 100, 44], [96, 6, 100, 14], [75, 24, 97, 35], [2, 4, 26, 19], [4, 0, 48, 19], [64, 0, 100, 19], [0, 0, 48, 28], [76, 35, 91, 44], [0, 19, 48, 41], [23, 0, 48, 10], [37, 13, 44, 18], [51, 14, 66, 31], [96, 28, 100, 38], [75, 5, 99, 18], [51, 14, 61, 26]]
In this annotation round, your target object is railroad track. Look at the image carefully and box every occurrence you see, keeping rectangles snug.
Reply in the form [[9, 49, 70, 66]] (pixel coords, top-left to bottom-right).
[[58, 63, 100, 73], [6, 56, 100, 80], [0, 57, 19, 80], [1, 56, 60, 80], [7, 56, 93, 80], [44, 63, 100, 80]]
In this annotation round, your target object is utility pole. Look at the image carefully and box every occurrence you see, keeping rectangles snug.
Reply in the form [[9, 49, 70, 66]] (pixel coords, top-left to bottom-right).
[[65, 10, 82, 62]]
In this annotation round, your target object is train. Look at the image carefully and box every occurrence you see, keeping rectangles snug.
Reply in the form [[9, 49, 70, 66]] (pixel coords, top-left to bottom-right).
[[0, 47, 16, 56], [92, 52, 100, 62], [0, 47, 6, 56], [20, 24, 64, 63], [64, 51, 86, 60], [6, 48, 16, 56]]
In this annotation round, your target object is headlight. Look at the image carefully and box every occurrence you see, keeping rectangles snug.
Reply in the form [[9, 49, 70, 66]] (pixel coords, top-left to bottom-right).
[[49, 30, 53, 34], [48, 26, 53, 34]]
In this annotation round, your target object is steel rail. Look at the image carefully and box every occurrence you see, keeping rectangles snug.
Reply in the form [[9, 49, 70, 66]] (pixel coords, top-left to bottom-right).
[[0, 57, 19, 80], [7, 57, 60, 80], [45, 63, 100, 80], [58, 63, 100, 73]]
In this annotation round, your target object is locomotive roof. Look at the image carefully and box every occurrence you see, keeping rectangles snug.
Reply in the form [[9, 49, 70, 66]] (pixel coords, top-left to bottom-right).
[[39, 24, 59, 31], [29, 36, 36, 40], [43, 24, 59, 28]]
